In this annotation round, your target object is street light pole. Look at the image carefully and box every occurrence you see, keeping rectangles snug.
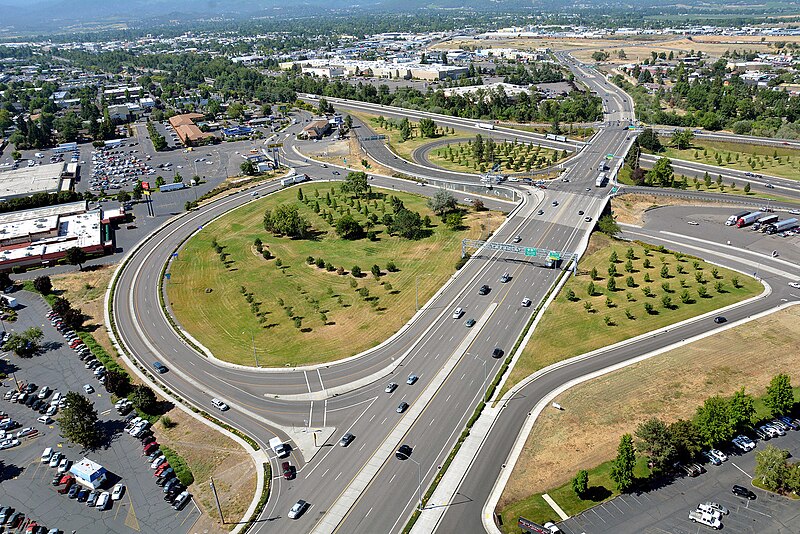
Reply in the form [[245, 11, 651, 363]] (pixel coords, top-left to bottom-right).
[[252, 333, 258, 367], [401, 456, 423, 511]]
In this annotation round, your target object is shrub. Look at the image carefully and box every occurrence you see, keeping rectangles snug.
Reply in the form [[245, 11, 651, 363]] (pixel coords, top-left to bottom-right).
[[351, 265, 362, 278], [371, 265, 381, 279], [326, 262, 335, 272], [349, 279, 358, 288], [33, 276, 52, 295], [275, 258, 283, 267], [316, 257, 325, 268], [644, 302, 654, 314], [306, 256, 315, 265], [626, 276, 635, 288], [386, 261, 398, 272], [336, 266, 345, 275]]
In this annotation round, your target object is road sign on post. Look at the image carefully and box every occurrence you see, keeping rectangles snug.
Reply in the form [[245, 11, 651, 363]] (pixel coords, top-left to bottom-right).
[[524, 248, 537, 257]]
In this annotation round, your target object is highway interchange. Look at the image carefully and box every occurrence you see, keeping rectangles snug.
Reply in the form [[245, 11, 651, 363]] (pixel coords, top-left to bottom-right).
[[106, 51, 800, 534]]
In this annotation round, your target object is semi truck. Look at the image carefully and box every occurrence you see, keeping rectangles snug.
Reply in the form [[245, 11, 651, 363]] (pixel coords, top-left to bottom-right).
[[595, 172, 607, 187], [752, 214, 778, 231], [159, 182, 186, 193], [765, 218, 798, 235], [545, 133, 568, 142], [736, 211, 763, 228], [280, 174, 309, 187], [726, 210, 750, 226], [475, 122, 495, 130], [269, 437, 290, 458]]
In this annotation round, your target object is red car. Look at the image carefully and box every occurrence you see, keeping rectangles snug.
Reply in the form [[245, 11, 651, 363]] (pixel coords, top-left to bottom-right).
[[282, 461, 295, 480], [58, 477, 75, 494], [154, 462, 170, 477], [143, 442, 159, 455]]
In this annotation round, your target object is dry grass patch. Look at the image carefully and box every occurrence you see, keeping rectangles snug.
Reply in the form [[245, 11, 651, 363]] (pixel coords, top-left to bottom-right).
[[500, 305, 800, 520]]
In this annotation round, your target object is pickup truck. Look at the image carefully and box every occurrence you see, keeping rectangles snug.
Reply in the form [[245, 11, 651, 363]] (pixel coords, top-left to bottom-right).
[[269, 437, 290, 458], [688, 509, 721, 529]]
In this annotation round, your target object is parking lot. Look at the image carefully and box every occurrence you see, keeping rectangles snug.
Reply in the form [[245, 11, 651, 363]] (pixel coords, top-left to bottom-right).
[[0, 290, 200, 534], [555, 426, 800, 533]]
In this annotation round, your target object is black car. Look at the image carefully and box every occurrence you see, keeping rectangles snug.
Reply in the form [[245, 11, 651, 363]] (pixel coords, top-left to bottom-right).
[[713, 316, 727, 324], [492, 347, 504, 359], [396, 402, 409, 413], [478, 284, 490, 295], [732, 484, 756, 499], [68, 484, 81, 498], [25, 395, 37, 407], [77, 488, 90, 502], [396, 444, 413, 460]]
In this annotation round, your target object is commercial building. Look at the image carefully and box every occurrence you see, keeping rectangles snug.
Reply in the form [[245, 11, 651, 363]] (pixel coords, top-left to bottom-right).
[[301, 119, 331, 139], [0, 163, 71, 200], [69, 457, 109, 489], [168, 113, 213, 145], [0, 201, 112, 271]]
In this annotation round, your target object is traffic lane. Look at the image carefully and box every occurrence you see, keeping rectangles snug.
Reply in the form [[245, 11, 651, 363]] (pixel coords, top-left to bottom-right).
[[559, 428, 800, 534], [334, 268, 558, 534]]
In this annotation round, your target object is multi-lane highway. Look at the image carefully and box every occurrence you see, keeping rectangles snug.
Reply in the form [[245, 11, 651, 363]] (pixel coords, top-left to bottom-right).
[[107, 47, 800, 534]]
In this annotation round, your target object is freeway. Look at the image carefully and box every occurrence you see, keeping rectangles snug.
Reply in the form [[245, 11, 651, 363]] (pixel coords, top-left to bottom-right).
[[653, 127, 800, 150], [639, 153, 800, 202]]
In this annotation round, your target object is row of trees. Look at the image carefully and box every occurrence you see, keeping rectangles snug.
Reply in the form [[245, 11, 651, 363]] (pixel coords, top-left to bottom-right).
[[591, 374, 796, 494]]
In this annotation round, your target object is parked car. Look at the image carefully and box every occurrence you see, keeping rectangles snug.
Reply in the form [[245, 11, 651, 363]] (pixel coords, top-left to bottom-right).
[[96, 491, 110, 510], [110, 483, 125, 501], [702, 451, 721, 466], [732, 484, 756, 499], [701, 502, 729, 515], [709, 449, 728, 462]]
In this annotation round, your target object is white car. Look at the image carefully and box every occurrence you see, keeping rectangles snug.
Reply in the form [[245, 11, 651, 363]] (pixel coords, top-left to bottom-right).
[[733, 435, 755, 451], [58, 458, 72, 474], [452, 307, 464, 319], [0, 438, 20, 449], [49, 451, 63, 467], [789, 282, 800, 289], [709, 449, 728, 462], [697, 503, 723, 519], [83, 384, 94, 394], [111, 483, 125, 501], [96, 491, 111, 510], [521, 297, 531, 307], [687, 221, 699, 225], [16, 427, 36, 438], [41, 447, 53, 463], [701, 501, 729, 515]]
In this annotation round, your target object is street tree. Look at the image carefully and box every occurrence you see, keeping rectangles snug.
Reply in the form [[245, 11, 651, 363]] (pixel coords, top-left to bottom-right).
[[130, 384, 158, 415], [58, 392, 103, 449], [598, 214, 620, 236], [64, 246, 87, 271], [695, 395, 733, 447], [635, 417, 676, 472], [610, 433, 636, 491], [104, 369, 131, 397], [33, 275, 52, 295], [4, 327, 44, 357], [755, 445, 791, 492], [419, 118, 436, 138], [765, 374, 794, 416], [427, 189, 458, 216], [572, 469, 589, 498], [240, 160, 257, 176]]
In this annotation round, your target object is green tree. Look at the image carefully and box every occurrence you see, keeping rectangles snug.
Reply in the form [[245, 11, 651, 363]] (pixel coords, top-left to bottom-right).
[[765, 374, 794, 416], [104, 369, 131, 397], [64, 246, 87, 270], [58, 392, 103, 449], [610, 434, 636, 491], [744, 183, 751, 193], [240, 160, 257, 176], [635, 418, 675, 473], [695, 396, 733, 447], [4, 327, 44, 357], [351, 265, 362, 278], [130, 384, 158, 415], [572, 469, 589, 498], [597, 214, 619, 236], [343, 171, 369, 197], [371, 264, 381, 279], [755, 445, 791, 492], [671, 129, 695, 150], [637, 128, 662, 152], [427, 189, 457, 216], [728, 388, 756, 434], [263, 204, 311, 239], [648, 157, 674, 187], [444, 212, 463, 230], [335, 214, 364, 240], [33, 275, 52, 295], [390, 209, 424, 239], [419, 118, 436, 138], [668, 419, 702, 463]]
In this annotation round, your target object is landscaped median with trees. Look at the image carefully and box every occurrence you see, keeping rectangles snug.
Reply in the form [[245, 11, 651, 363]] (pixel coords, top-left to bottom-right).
[[501, 232, 761, 397], [167, 173, 502, 366], [498, 302, 800, 529], [428, 134, 569, 175]]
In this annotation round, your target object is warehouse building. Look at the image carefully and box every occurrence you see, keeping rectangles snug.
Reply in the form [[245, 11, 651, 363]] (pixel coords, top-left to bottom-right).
[[0, 163, 71, 201]]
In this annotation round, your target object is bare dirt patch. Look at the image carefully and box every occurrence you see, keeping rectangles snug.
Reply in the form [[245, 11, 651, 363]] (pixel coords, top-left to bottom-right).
[[611, 193, 733, 226], [299, 136, 396, 177], [500, 305, 800, 508]]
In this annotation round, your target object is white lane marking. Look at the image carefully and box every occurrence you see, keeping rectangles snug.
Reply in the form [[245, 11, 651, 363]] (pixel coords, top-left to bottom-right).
[[304, 371, 311, 393], [389, 474, 396, 484], [321, 468, 329, 478], [308, 402, 313, 429], [317, 368, 324, 391], [364, 507, 372, 519], [731, 462, 753, 479], [380, 417, 387, 425], [323, 398, 327, 428], [334, 472, 342, 481], [429, 418, 435, 426]]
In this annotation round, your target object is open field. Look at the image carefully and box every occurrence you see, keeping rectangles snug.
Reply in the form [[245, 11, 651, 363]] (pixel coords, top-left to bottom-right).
[[48, 267, 255, 533], [430, 36, 673, 53], [427, 138, 568, 175], [498, 305, 800, 529], [500, 232, 761, 397], [658, 139, 800, 182], [167, 185, 503, 366], [302, 136, 396, 177]]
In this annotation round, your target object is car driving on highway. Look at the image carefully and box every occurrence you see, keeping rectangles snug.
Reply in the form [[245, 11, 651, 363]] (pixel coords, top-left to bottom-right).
[[406, 374, 418, 385]]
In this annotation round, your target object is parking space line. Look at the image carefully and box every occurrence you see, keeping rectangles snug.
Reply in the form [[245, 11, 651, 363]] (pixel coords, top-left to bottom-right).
[[591, 508, 607, 523], [730, 461, 753, 479], [609, 499, 625, 515]]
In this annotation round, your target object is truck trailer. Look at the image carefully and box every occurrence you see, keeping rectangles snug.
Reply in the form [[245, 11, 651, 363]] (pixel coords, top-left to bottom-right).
[[765, 218, 799, 235], [159, 182, 186, 193], [753, 214, 778, 231], [726, 210, 750, 226], [736, 211, 763, 228], [595, 173, 607, 187], [475, 122, 494, 130]]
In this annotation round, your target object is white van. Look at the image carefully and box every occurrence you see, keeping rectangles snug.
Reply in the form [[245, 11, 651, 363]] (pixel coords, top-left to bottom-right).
[[452, 307, 463, 319]]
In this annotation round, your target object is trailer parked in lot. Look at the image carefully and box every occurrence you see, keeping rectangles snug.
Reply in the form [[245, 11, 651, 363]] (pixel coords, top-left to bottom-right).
[[159, 182, 185, 193], [726, 210, 750, 226], [736, 211, 763, 228], [765, 218, 798, 235], [753, 214, 778, 231]]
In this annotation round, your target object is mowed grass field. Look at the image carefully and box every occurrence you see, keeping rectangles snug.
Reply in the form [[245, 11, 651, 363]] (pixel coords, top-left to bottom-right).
[[501, 232, 761, 397], [499, 305, 800, 529], [659, 139, 800, 181], [167, 185, 503, 366]]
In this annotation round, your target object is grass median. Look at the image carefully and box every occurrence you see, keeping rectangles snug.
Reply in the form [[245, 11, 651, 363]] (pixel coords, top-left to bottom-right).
[[167, 185, 503, 366], [501, 232, 761, 398]]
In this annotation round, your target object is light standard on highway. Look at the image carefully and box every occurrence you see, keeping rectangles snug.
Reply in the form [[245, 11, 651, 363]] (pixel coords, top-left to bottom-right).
[[396, 452, 423, 511]]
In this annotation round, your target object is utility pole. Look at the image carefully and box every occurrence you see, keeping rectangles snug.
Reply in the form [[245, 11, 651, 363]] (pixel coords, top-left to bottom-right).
[[209, 477, 225, 524]]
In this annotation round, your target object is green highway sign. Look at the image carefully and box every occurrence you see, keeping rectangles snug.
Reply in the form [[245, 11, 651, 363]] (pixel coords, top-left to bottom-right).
[[525, 248, 537, 257], [267, 143, 283, 148], [548, 251, 561, 260]]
